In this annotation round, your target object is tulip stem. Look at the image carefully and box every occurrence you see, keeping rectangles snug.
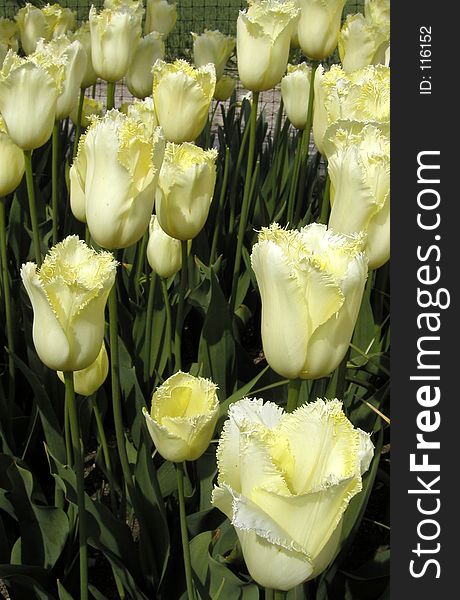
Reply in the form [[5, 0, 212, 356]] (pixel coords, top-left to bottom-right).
[[23, 150, 42, 266], [174, 241, 188, 372], [109, 285, 136, 502], [160, 278, 173, 374], [92, 397, 117, 514], [229, 90, 259, 313], [319, 172, 331, 225], [176, 462, 196, 600], [73, 87, 86, 160], [286, 378, 301, 412], [64, 371, 88, 600], [144, 271, 156, 382], [52, 122, 60, 246], [210, 146, 231, 264], [0, 198, 15, 424], [107, 81, 116, 111], [273, 592, 285, 600], [287, 129, 304, 226]]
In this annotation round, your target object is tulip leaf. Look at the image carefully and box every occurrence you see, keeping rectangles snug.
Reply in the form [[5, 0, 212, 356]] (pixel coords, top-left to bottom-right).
[[47, 448, 149, 599], [11, 352, 66, 464], [0, 456, 68, 569], [198, 269, 236, 400], [57, 580, 74, 600], [0, 564, 53, 600]]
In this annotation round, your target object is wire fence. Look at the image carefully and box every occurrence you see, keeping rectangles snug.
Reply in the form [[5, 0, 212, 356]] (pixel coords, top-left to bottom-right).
[[1, 0, 366, 131]]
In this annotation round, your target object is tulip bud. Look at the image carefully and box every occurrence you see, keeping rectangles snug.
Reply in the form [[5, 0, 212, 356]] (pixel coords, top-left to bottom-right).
[[146, 215, 182, 279], [313, 64, 390, 155], [15, 3, 50, 55], [143, 371, 219, 462], [192, 29, 235, 81], [57, 343, 109, 396], [71, 110, 165, 249], [213, 74, 237, 102], [0, 18, 19, 55], [35, 36, 87, 120], [297, 0, 346, 60], [280, 63, 311, 130], [0, 116, 25, 197], [21, 236, 117, 372], [212, 397, 374, 590], [0, 50, 64, 150], [144, 0, 177, 38], [16, 3, 76, 55], [324, 120, 390, 270], [155, 142, 217, 241], [43, 4, 76, 39], [251, 222, 368, 380], [70, 97, 104, 129], [152, 60, 216, 143], [89, 5, 142, 83], [126, 32, 165, 99], [237, 0, 299, 92], [71, 22, 98, 89], [126, 97, 158, 134], [338, 13, 389, 73]]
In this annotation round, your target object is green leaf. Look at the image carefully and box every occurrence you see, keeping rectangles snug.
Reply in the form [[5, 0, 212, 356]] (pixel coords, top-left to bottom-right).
[[57, 580, 74, 600], [198, 269, 236, 399], [1, 457, 68, 569]]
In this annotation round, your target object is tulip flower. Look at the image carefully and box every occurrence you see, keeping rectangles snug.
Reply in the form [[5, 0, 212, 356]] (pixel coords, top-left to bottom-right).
[[313, 64, 390, 155], [214, 74, 237, 101], [144, 0, 177, 38], [147, 215, 183, 279], [324, 120, 390, 269], [0, 18, 19, 55], [237, 0, 300, 92], [297, 0, 346, 60], [338, 12, 389, 73], [152, 59, 216, 143], [155, 142, 218, 241], [192, 29, 235, 81], [15, 3, 76, 55], [0, 116, 25, 197], [70, 97, 104, 129], [143, 371, 219, 462], [251, 222, 367, 380], [57, 343, 109, 396], [89, 5, 142, 83], [126, 97, 159, 134], [21, 236, 117, 372], [0, 50, 64, 150], [35, 37, 87, 120], [126, 32, 165, 99], [212, 397, 374, 591], [71, 110, 165, 249], [365, 0, 390, 32], [281, 63, 311, 129], [71, 22, 98, 90]]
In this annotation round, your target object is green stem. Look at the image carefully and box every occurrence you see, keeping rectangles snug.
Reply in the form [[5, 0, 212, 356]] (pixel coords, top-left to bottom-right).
[[0, 199, 15, 410], [160, 278, 173, 374], [144, 271, 156, 382], [174, 241, 188, 372], [64, 371, 88, 600], [64, 395, 73, 466], [286, 378, 301, 412], [109, 284, 135, 504], [73, 87, 85, 160], [287, 129, 304, 226], [52, 122, 60, 246], [107, 81, 116, 111], [176, 462, 196, 600], [319, 172, 330, 225], [229, 90, 259, 313], [134, 231, 148, 301], [273, 591, 285, 600], [292, 62, 318, 224], [210, 147, 230, 264], [92, 397, 117, 513], [228, 117, 251, 236], [23, 150, 41, 265]]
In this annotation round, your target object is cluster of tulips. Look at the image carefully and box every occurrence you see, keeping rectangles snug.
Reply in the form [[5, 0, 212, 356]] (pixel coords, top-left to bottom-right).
[[0, 0, 390, 598]]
